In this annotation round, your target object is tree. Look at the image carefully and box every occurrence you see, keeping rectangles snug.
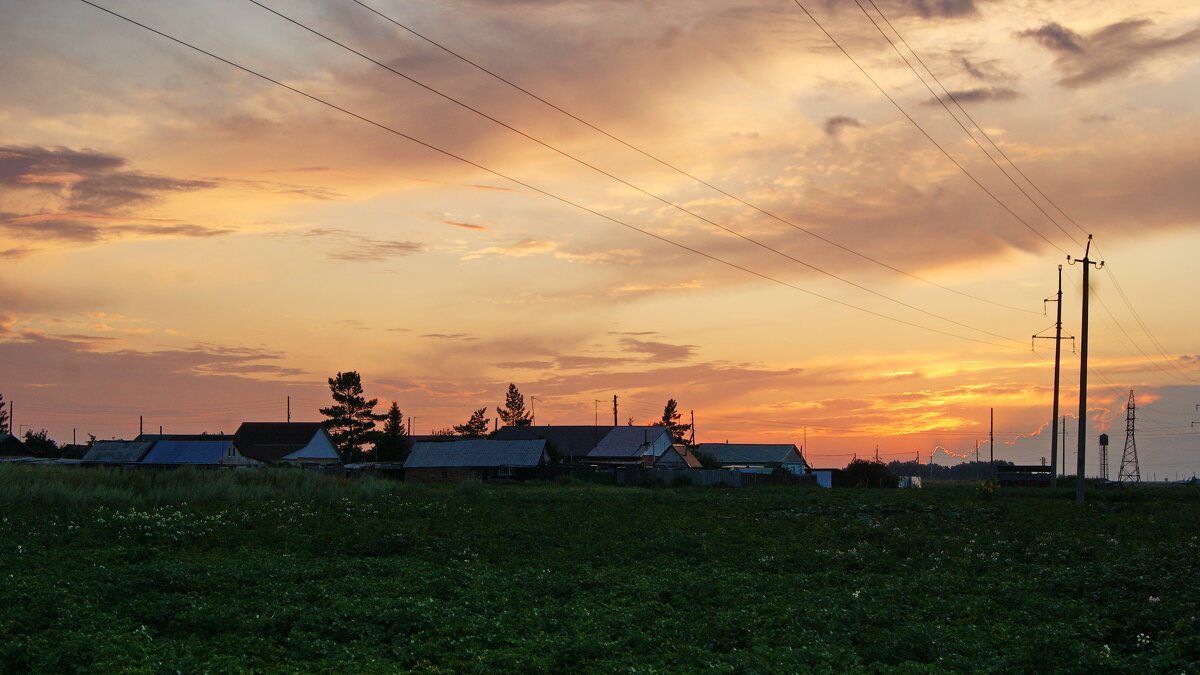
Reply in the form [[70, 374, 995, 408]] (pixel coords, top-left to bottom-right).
[[653, 398, 692, 444], [0, 392, 8, 434], [319, 371, 385, 462], [454, 407, 490, 438], [370, 401, 411, 462], [495, 383, 531, 427], [22, 429, 58, 458]]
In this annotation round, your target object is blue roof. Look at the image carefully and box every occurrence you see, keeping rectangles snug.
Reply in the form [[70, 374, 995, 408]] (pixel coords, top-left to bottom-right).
[[141, 439, 238, 464], [589, 426, 672, 458]]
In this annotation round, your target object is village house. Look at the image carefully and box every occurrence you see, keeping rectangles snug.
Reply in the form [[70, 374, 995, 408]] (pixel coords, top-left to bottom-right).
[[696, 443, 808, 473], [81, 440, 155, 463], [494, 425, 674, 466], [139, 435, 260, 466], [0, 433, 32, 458], [650, 443, 703, 469], [232, 422, 341, 465], [403, 439, 549, 482]]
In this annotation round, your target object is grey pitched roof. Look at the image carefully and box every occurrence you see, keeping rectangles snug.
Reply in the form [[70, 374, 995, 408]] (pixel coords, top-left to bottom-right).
[[404, 439, 547, 469], [589, 426, 672, 458], [82, 441, 155, 463], [233, 422, 328, 461], [141, 439, 239, 464], [493, 425, 613, 458], [696, 443, 804, 465]]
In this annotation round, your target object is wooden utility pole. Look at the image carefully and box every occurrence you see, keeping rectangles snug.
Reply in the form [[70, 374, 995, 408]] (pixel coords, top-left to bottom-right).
[[690, 410, 695, 445], [287, 395, 291, 423], [1034, 265, 1071, 488], [989, 408, 995, 481], [612, 395, 618, 427], [1069, 235, 1103, 504]]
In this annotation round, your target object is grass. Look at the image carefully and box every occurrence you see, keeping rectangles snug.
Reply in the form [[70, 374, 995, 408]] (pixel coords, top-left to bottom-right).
[[0, 466, 1197, 673]]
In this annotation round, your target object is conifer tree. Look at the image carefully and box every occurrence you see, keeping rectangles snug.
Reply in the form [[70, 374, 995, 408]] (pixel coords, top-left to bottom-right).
[[0, 392, 8, 434], [454, 407, 490, 438], [371, 401, 410, 461], [496, 383, 531, 427], [655, 398, 692, 444], [319, 371, 385, 462]]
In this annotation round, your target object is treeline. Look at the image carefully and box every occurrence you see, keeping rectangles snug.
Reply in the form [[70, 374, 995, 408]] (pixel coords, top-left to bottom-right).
[[887, 459, 1016, 481]]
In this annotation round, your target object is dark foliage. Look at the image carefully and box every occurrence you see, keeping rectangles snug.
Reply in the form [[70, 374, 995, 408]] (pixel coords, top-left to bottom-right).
[[370, 401, 411, 462], [495, 384, 531, 427], [453, 408, 490, 439], [319, 371, 385, 462]]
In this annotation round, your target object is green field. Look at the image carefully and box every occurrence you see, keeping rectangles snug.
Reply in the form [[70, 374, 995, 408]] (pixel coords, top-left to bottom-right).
[[0, 467, 1196, 673]]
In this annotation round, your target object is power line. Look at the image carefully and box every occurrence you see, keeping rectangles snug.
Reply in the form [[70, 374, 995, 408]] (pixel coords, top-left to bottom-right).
[[787, 0, 1070, 255], [242, 0, 1025, 347], [853, 0, 1192, 382], [852, 0, 1084, 248], [346, 0, 1038, 316], [73, 0, 1025, 351]]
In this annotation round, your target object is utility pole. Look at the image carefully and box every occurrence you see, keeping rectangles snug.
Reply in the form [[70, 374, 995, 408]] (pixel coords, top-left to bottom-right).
[[287, 396, 291, 423], [974, 440, 980, 481], [989, 408, 994, 480], [612, 395, 618, 427], [1068, 234, 1103, 505], [1034, 265, 1072, 488], [139, 415, 143, 436], [690, 410, 695, 445], [1061, 417, 1067, 477], [1118, 390, 1141, 484], [530, 396, 540, 426], [593, 400, 602, 426]]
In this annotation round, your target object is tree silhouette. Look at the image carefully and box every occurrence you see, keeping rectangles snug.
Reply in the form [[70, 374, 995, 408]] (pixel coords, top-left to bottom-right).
[[0, 393, 8, 434], [454, 407, 490, 438], [22, 429, 58, 458], [370, 401, 411, 462], [496, 383, 532, 427], [653, 398, 692, 443], [319, 371, 385, 462]]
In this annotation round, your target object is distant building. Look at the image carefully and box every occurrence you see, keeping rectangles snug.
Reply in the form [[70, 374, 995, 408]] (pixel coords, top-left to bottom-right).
[[494, 425, 673, 466], [403, 439, 549, 482], [696, 443, 808, 473], [81, 440, 155, 463], [652, 444, 703, 469], [995, 465, 1053, 488], [141, 436, 260, 466], [0, 433, 32, 458], [232, 422, 341, 464]]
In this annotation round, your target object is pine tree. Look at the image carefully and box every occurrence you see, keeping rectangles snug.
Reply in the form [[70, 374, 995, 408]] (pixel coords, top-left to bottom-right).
[[319, 371, 385, 462], [654, 398, 692, 444], [454, 407, 490, 438], [370, 401, 410, 462], [0, 393, 8, 434], [496, 383, 531, 427]]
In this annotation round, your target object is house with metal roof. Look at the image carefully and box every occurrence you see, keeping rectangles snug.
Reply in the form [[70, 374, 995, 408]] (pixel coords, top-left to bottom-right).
[[404, 439, 549, 482], [695, 443, 808, 472], [653, 444, 703, 469], [494, 425, 673, 465], [81, 440, 155, 463], [232, 422, 341, 464], [0, 433, 32, 458], [141, 437, 260, 466]]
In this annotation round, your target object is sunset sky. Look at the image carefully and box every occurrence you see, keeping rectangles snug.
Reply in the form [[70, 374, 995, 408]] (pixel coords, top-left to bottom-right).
[[2, 0, 1198, 476]]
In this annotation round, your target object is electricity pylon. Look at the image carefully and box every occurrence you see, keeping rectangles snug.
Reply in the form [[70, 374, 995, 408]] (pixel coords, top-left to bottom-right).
[[1118, 390, 1141, 484]]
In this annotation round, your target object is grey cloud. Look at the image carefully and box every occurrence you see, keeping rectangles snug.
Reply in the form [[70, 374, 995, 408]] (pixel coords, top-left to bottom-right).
[[442, 220, 487, 230], [0, 247, 37, 260], [1018, 22, 1084, 53], [1019, 19, 1200, 88], [620, 337, 696, 362], [899, 0, 976, 19], [0, 145, 124, 184], [300, 227, 423, 262], [0, 214, 229, 244], [420, 333, 478, 341], [68, 172, 216, 213], [923, 87, 1020, 106], [824, 115, 863, 138]]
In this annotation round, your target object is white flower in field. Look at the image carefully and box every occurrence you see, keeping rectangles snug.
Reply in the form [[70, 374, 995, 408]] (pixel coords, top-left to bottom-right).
[[852, 590, 861, 599], [1148, 596, 1160, 603], [1136, 633, 1151, 647]]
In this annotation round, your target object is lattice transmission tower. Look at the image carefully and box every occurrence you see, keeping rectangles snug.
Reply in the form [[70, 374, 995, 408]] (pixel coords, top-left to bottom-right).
[[1118, 390, 1141, 484]]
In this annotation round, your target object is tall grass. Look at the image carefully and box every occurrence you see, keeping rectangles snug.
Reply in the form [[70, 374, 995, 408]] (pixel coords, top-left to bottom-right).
[[0, 465, 406, 509]]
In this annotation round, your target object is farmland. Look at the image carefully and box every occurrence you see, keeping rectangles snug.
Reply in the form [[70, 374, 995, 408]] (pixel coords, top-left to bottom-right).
[[0, 467, 1196, 673]]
